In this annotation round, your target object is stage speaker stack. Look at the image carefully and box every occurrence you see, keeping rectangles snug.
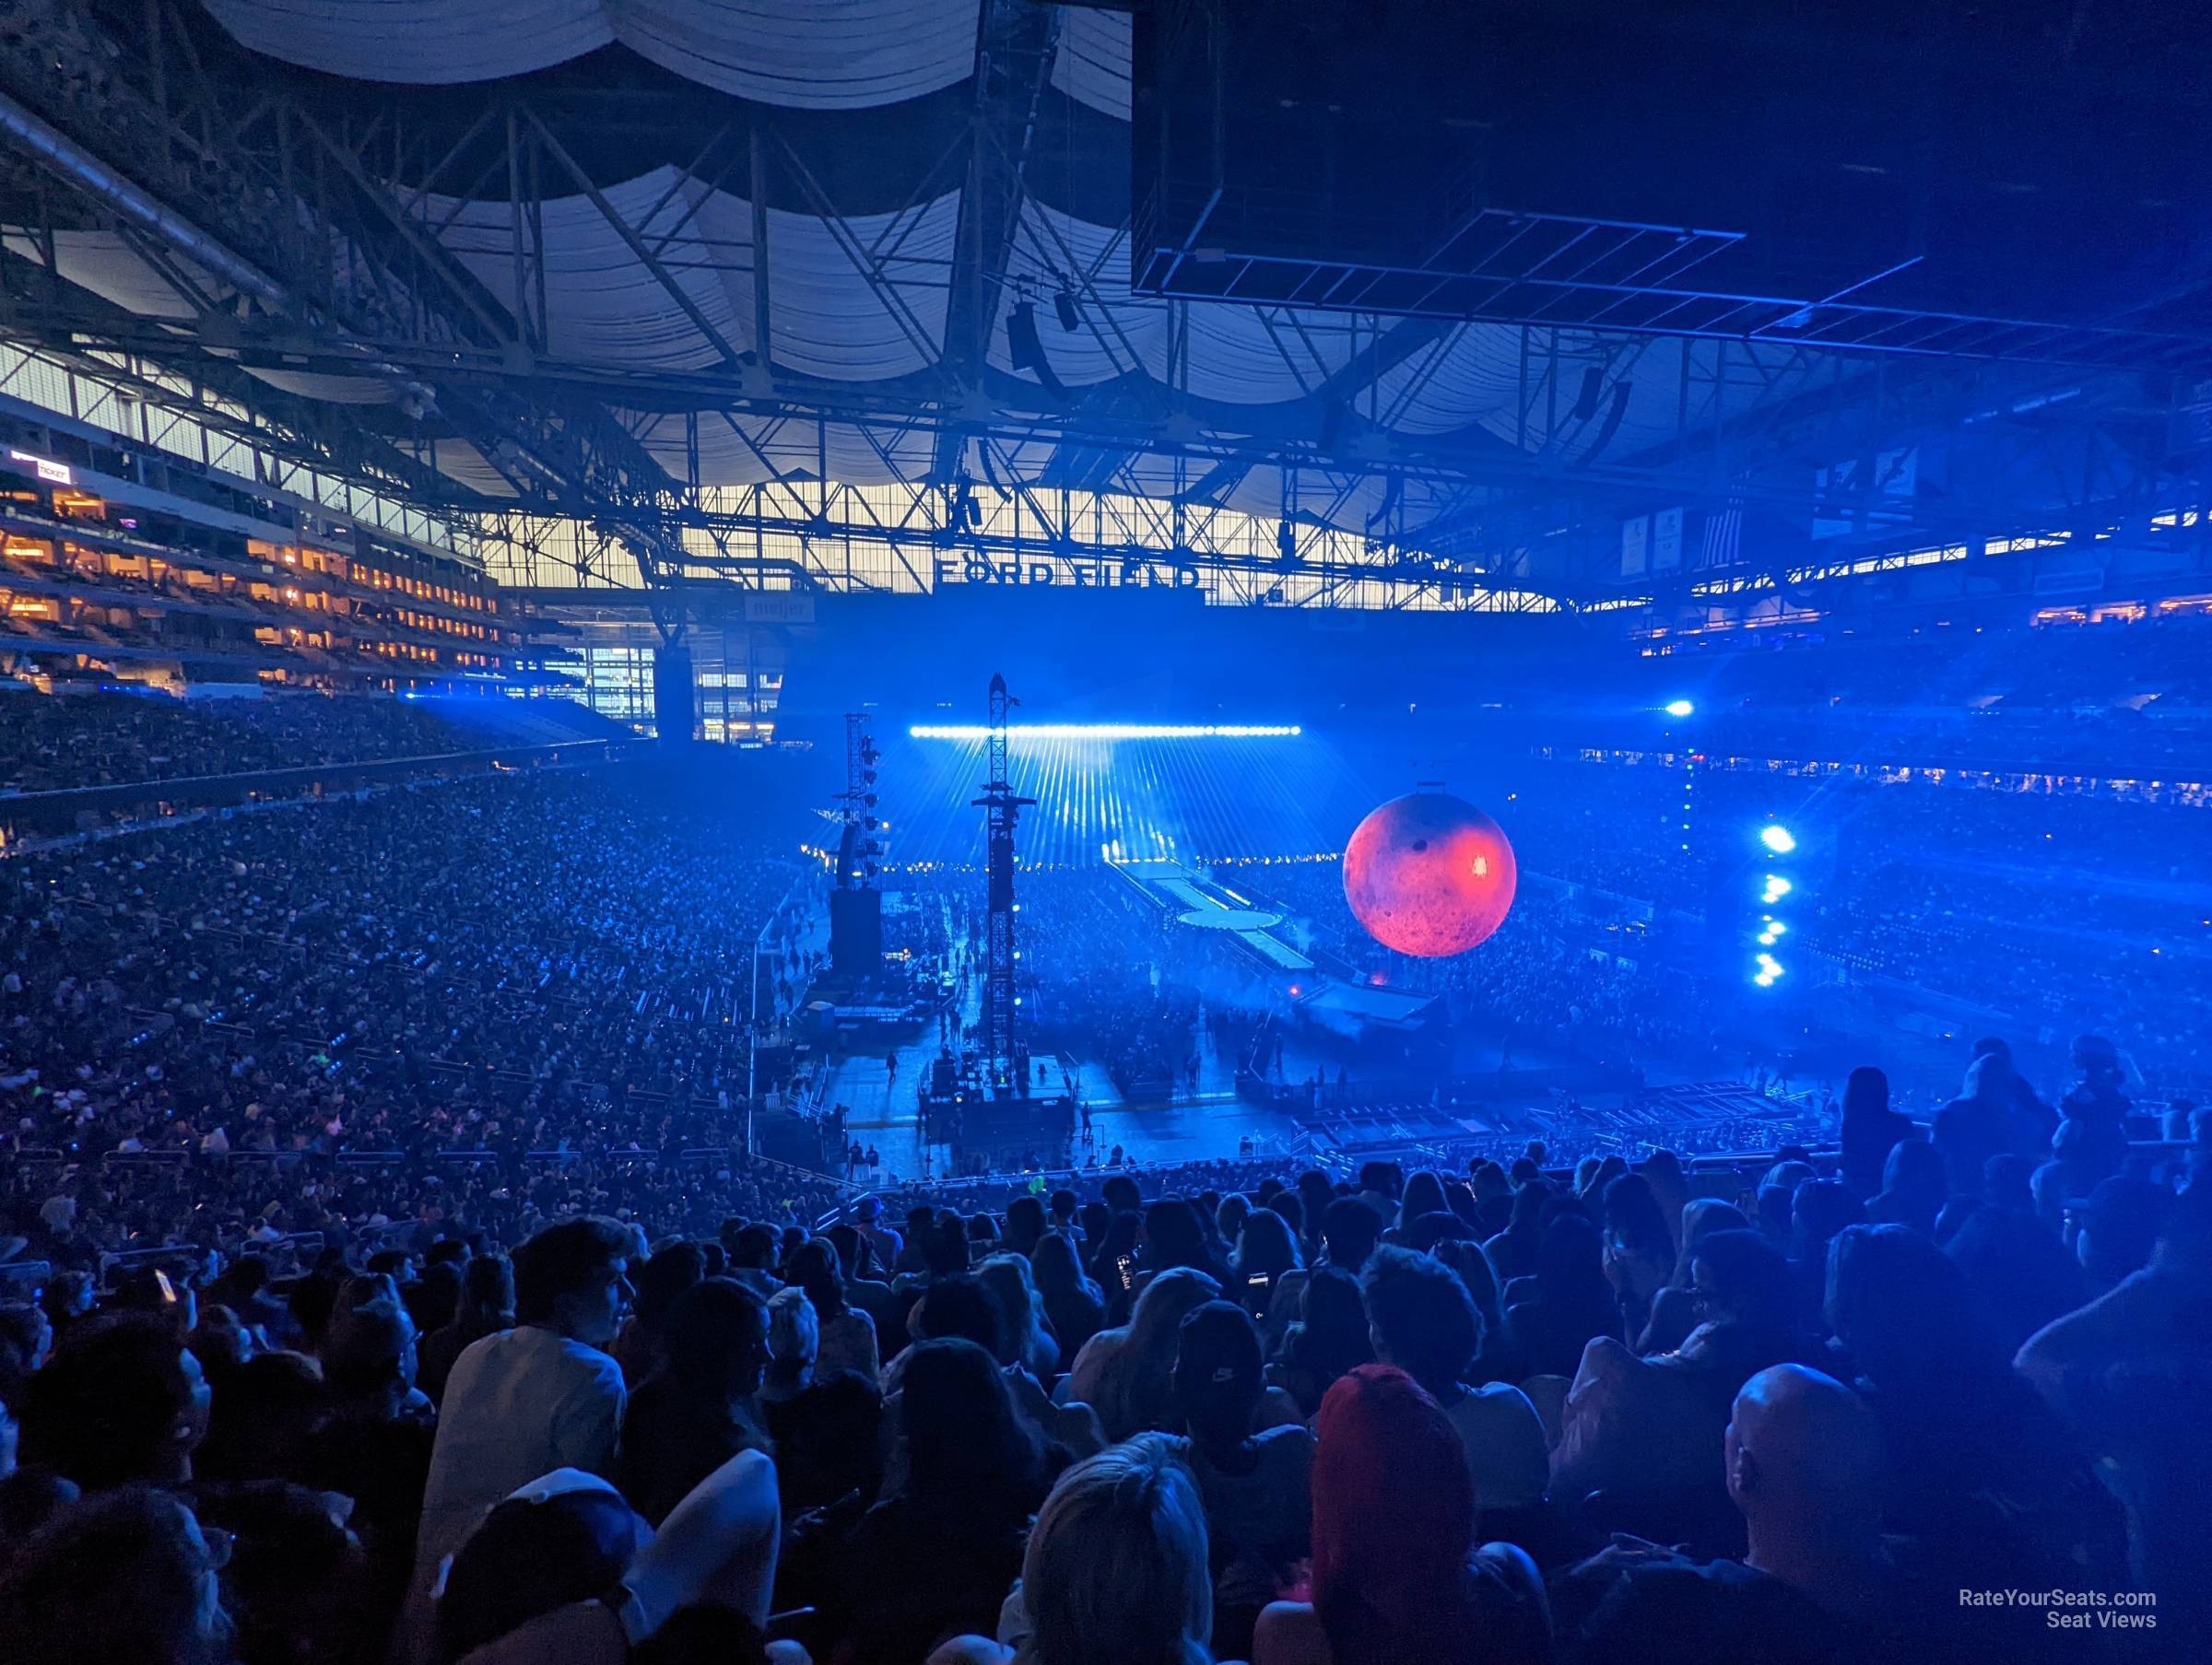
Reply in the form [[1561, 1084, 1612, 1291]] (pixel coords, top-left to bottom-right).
[[653, 645, 695, 742], [830, 887, 883, 977]]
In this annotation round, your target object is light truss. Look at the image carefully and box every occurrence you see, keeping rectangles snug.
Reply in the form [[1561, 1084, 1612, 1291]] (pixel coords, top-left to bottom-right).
[[911, 723, 1302, 740]]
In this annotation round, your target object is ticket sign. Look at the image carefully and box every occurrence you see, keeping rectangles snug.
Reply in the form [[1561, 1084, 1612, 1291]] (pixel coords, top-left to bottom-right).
[[6, 449, 74, 487]]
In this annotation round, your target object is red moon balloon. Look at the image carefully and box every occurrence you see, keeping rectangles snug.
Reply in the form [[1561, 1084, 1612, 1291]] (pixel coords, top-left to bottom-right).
[[1342, 791, 1518, 957]]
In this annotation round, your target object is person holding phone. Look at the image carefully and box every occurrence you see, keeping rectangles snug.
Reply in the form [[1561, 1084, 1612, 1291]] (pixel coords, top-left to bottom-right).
[[1232, 1211, 1302, 1320]]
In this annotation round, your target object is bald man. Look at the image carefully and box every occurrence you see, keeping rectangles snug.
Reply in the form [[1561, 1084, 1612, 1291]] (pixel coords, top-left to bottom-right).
[[1559, 1365, 1899, 1665], [1724, 1364, 1889, 1623]]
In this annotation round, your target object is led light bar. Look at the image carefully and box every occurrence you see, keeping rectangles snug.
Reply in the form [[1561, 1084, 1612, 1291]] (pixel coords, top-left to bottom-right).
[[907, 723, 1302, 741]]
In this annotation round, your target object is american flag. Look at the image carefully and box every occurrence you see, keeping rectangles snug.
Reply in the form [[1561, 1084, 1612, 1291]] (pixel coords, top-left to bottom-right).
[[1700, 484, 1747, 569]]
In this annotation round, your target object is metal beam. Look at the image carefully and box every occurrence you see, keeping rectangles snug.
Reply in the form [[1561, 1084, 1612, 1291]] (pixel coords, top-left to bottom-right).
[[523, 107, 747, 373], [934, 0, 1063, 481], [0, 6, 718, 627]]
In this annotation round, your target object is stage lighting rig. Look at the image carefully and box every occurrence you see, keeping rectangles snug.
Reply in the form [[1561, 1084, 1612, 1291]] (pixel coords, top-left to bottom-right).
[[830, 711, 888, 974], [1753, 825, 1801, 987]]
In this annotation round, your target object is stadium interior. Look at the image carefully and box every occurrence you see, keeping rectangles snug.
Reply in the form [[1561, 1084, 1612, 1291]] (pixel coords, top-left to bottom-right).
[[0, 4, 2208, 1663]]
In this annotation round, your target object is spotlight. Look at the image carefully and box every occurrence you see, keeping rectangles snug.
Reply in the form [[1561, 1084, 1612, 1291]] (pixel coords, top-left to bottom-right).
[[1759, 824, 1797, 854], [1761, 875, 1794, 904], [1664, 698, 1695, 718]]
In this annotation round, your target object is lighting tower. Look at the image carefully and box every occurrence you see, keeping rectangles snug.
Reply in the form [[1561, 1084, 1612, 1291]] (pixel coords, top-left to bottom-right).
[[828, 713, 884, 976], [973, 673, 1035, 1092], [832, 714, 883, 891]]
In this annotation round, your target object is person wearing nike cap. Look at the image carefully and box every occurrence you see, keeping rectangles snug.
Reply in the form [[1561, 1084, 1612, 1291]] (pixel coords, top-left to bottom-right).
[[1172, 1301, 1313, 1661], [435, 1454, 794, 1665]]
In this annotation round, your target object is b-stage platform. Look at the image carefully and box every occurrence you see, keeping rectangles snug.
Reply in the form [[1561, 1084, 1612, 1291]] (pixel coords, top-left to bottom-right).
[[1107, 858, 1441, 1031]]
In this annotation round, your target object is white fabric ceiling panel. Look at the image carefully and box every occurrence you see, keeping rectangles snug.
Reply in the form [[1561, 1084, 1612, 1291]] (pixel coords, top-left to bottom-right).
[[430, 173, 953, 379], [701, 192, 956, 381], [636, 413, 775, 487], [429, 439, 522, 497], [241, 368, 397, 405], [1371, 325, 1523, 437], [813, 418, 932, 486], [1050, 7, 1131, 121], [430, 168, 741, 370], [199, 1, 977, 107], [618, 1, 979, 109], [1218, 463, 1288, 522], [637, 413, 929, 488], [1180, 302, 1356, 406], [1090, 451, 1194, 502], [1212, 464, 1393, 534], [1, 229, 215, 322], [199, 1, 616, 86]]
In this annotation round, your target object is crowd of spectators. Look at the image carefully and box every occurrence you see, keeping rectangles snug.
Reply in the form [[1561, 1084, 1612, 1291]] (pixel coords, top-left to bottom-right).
[[0, 688, 486, 796], [1, 1047, 2204, 1664], [2, 768, 824, 1270], [1616, 611, 2212, 776], [2, 683, 2209, 1661], [1248, 756, 2211, 1095]]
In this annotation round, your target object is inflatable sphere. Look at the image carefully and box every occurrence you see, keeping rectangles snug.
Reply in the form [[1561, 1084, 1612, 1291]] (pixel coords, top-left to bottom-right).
[[1342, 791, 1518, 958]]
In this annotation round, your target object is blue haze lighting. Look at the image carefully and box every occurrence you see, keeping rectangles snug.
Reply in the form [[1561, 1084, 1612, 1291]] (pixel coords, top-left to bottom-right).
[[1759, 824, 1797, 854], [909, 722, 1300, 741], [1664, 699, 1695, 717]]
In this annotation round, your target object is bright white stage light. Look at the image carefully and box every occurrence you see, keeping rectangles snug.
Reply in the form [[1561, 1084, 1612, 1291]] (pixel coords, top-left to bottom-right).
[[908, 722, 1302, 741], [1759, 824, 1797, 854], [1664, 698, 1695, 718], [1761, 875, 1794, 903]]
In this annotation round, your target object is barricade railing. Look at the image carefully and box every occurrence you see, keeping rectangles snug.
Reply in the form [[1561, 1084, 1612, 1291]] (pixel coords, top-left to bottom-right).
[[97, 1230, 327, 1284]]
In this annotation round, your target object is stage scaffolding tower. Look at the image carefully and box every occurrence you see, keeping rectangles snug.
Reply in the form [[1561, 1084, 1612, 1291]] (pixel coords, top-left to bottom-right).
[[828, 713, 884, 976], [973, 673, 1034, 1091]]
